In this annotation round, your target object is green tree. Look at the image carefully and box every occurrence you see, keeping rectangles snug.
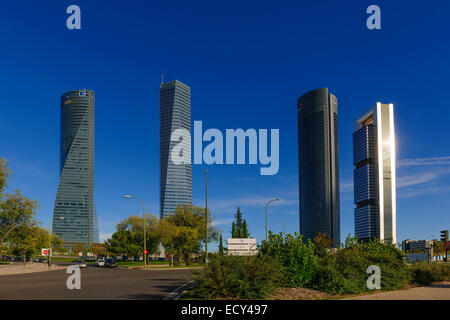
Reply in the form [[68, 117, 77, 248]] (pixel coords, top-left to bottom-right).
[[242, 220, 249, 238], [218, 233, 224, 255], [105, 230, 139, 256], [231, 222, 236, 238], [0, 158, 12, 194], [158, 204, 217, 265], [0, 191, 39, 260], [231, 207, 249, 238], [71, 242, 85, 257], [117, 214, 160, 258]]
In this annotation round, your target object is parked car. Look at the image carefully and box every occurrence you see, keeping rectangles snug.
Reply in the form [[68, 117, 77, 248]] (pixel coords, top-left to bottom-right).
[[75, 260, 87, 268], [95, 259, 105, 267], [105, 259, 117, 268], [34, 258, 43, 263]]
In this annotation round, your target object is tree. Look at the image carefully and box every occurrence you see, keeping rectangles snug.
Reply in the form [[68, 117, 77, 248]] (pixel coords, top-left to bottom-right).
[[158, 204, 218, 265], [313, 232, 333, 258], [242, 220, 249, 238], [231, 207, 249, 238], [0, 158, 12, 194], [218, 233, 224, 255], [116, 214, 160, 257], [0, 191, 39, 260], [104, 230, 139, 257], [71, 242, 85, 257]]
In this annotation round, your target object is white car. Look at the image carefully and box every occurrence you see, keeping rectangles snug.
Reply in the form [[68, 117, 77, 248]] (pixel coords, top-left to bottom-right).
[[95, 259, 105, 267], [75, 260, 87, 268]]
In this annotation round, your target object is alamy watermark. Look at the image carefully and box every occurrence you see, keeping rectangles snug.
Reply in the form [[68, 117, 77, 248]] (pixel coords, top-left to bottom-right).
[[366, 265, 381, 290], [66, 265, 81, 290], [170, 121, 279, 176]]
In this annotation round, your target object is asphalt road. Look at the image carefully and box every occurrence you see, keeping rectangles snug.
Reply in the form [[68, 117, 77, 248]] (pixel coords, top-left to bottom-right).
[[0, 265, 192, 300]]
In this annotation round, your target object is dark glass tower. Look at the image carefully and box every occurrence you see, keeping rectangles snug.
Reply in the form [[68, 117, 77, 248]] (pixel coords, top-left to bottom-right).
[[297, 88, 340, 247], [53, 90, 99, 249], [159, 80, 192, 219]]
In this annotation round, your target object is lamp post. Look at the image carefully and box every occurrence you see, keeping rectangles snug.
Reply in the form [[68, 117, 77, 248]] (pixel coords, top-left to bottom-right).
[[265, 198, 280, 243], [124, 195, 147, 268]]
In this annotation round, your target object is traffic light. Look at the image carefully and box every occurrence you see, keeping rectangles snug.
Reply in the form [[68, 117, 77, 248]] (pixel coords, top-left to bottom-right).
[[441, 230, 449, 243]]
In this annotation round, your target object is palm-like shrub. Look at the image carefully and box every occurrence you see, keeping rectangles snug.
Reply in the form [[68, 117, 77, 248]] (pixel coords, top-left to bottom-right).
[[258, 232, 318, 287]]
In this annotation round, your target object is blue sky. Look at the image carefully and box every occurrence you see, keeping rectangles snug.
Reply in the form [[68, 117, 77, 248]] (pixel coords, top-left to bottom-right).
[[0, 0, 449, 248]]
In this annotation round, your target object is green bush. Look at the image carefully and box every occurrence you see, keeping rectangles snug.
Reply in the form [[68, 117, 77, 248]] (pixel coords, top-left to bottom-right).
[[410, 262, 450, 285], [311, 237, 411, 295], [190, 254, 284, 299], [258, 232, 318, 287]]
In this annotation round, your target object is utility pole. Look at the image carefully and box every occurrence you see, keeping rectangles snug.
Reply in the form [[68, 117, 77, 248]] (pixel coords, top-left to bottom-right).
[[205, 169, 208, 264]]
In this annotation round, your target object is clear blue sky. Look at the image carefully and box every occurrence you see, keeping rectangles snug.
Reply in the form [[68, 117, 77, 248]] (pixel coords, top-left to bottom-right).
[[1, 0, 449, 248]]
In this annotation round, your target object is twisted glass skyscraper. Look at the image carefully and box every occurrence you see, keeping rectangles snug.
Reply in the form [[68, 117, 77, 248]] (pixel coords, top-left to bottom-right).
[[160, 80, 192, 219], [353, 103, 396, 244], [297, 88, 340, 247], [53, 89, 99, 249]]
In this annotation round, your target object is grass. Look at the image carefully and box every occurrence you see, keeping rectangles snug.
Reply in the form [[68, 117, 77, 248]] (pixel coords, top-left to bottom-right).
[[118, 260, 168, 267], [0, 261, 10, 265]]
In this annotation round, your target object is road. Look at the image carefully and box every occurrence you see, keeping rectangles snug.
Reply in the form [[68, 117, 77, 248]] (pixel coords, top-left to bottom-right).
[[0, 264, 192, 300]]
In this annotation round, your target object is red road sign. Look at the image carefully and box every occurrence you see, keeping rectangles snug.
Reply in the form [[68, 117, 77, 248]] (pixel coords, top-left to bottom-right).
[[446, 241, 450, 250], [42, 249, 48, 256], [144, 250, 148, 255]]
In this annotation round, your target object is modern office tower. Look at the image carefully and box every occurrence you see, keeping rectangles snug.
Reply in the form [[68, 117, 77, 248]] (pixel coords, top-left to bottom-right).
[[353, 102, 396, 244], [53, 90, 99, 250], [160, 79, 192, 219], [297, 88, 340, 247]]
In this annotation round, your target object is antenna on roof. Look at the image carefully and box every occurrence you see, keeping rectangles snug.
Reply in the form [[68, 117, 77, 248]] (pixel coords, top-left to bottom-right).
[[161, 73, 164, 85]]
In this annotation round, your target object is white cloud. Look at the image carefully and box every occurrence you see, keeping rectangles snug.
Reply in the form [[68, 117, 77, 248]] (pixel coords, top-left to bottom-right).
[[396, 172, 437, 188], [398, 156, 450, 167]]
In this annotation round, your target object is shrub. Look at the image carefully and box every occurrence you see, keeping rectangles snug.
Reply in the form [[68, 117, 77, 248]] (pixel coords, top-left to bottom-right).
[[258, 232, 318, 287], [311, 237, 411, 295], [190, 254, 284, 299], [410, 262, 450, 285]]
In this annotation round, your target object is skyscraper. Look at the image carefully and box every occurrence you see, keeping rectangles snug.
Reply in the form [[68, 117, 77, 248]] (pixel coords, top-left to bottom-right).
[[53, 89, 99, 249], [353, 102, 396, 244], [160, 79, 192, 219], [297, 88, 340, 247]]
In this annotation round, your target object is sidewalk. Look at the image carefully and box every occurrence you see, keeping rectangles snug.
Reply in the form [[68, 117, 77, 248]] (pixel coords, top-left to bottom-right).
[[344, 282, 450, 300], [0, 262, 65, 276]]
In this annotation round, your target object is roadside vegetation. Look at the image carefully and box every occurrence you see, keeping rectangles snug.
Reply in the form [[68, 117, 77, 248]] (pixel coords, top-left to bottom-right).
[[0, 158, 64, 263], [188, 231, 449, 299]]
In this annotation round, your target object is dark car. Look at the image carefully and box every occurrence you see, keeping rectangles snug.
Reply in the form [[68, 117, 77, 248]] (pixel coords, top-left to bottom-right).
[[105, 259, 117, 268]]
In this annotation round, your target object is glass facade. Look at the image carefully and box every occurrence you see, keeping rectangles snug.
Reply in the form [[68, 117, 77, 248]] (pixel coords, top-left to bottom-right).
[[53, 90, 99, 249], [353, 103, 396, 244], [159, 80, 192, 218], [297, 88, 340, 247]]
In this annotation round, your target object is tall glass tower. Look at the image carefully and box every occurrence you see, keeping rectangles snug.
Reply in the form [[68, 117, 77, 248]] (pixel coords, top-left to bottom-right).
[[53, 89, 99, 249], [297, 88, 340, 247], [159, 80, 192, 219], [353, 103, 396, 244]]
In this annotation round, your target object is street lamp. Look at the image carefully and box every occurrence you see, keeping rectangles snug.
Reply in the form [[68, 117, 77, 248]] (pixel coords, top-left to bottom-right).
[[265, 198, 280, 243], [124, 195, 147, 268]]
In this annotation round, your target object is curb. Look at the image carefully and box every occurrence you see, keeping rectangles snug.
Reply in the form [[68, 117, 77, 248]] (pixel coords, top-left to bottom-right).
[[164, 281, 194, 300]]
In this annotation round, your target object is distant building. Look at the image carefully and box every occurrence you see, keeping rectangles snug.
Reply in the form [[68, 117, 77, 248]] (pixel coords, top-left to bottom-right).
[[159, 79, 192, 218], [53, 90, 99, 249], [297, 88, 340, 247], [402, 239, 433, 252], [353, 103, 396, 244]]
